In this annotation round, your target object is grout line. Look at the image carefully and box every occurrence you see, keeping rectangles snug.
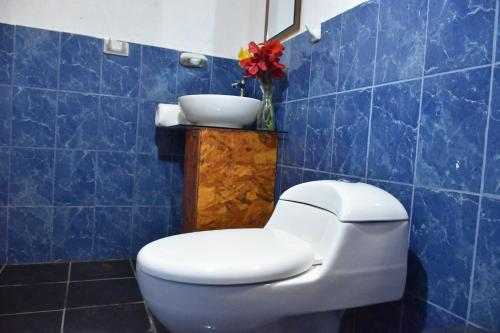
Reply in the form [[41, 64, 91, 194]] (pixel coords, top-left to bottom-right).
[[59, 262, 71, 333], [0, 275, 135, 288], [466, 0, 499, 323], [409, 0, 431, 250], [0, 308, 63, 317], [364, 0, 381, 180], [301, 36, 315, 170], [70, 276, 136, 283], [406, 291, 468, 322], [287, 62, 493, 104], [0, 280, 67, 288], [1, 144, 184, 157], [66, 301, 144, 311], [2, 204, 178, 209], [0, 301, 146, 318]]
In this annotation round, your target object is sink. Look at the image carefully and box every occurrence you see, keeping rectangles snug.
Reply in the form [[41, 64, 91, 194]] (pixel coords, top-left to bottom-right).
[[178, 94, 261, 128]]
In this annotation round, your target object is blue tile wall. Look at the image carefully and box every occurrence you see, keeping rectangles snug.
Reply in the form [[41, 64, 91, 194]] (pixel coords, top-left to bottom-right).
[[425, 0, 495, 75], [469, 197, 500, 332], [101, 42, 140, 98], [337, 0, 379, 91], [0, 23, 241, 264], [276, 0, 500, 331], [14, 26, 60, 89], [0, 24, 14, 85], [52, 207, 94, 261]]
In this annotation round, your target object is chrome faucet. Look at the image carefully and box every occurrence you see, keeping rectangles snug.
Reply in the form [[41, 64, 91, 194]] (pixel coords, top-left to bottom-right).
[[231, 78, 246, 96]]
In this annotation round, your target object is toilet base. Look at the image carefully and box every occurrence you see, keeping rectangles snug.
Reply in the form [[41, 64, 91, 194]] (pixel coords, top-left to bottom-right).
[[260, 310, 343, 333], [158, 310, 344, 333]]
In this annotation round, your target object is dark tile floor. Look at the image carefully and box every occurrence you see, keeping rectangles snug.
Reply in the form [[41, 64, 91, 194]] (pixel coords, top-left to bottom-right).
[[0, 259, 170, 333]]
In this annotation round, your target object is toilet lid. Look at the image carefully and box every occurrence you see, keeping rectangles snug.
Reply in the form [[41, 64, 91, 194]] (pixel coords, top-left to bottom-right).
[[137, 228, 315, 285]]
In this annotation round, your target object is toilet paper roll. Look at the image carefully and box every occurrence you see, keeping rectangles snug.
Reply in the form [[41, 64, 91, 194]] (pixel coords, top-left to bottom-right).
[[155, 103, 192, 127]]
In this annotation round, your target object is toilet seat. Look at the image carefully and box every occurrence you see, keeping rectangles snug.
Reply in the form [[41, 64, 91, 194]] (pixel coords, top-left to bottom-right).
[[137, 228, 316, 285]]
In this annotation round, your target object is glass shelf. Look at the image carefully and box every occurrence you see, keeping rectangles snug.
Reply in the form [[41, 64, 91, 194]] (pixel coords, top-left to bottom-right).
[[163, 124, 287, 134]]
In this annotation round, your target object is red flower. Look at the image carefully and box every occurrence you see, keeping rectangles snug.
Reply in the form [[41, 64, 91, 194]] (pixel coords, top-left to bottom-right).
[[239, 40, 286, 80]]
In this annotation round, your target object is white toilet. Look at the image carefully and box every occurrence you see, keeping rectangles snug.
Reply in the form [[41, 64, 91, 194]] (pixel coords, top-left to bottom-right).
[[136, 180, 409, 333]]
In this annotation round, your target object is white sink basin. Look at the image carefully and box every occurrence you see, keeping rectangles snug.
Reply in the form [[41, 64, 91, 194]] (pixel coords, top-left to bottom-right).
[[178, 94, 261, 128]]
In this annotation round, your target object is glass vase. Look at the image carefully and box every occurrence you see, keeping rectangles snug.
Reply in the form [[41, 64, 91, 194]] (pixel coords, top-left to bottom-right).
[[257, 83, 275, 131]]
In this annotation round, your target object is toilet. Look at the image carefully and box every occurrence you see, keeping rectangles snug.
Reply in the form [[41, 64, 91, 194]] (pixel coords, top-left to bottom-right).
[[136, 180, 409, 333]]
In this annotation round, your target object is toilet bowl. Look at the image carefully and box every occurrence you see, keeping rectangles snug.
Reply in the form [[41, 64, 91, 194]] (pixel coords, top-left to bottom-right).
[[137, 180, 409, 333]]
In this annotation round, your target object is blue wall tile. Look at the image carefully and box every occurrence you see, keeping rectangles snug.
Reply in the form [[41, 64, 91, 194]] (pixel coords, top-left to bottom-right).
[[177, 55, 212, 96], [56, 92, 99, 149], [375, 0, 427, 83], [271, 0, 500, 330], [484, 66, 500, 195], [132, 206, 168, 254], [136, 99, 174, 155], [280, 166, 303, 195], [332, 89, 371, 177], [96, 151, 135, 205], [94, 207, 131, 259], [469, 197, 500, 332], [409, 188, 478, 317], [287, 32, 311, 101], [0, 85, 10, 146], [0, 148, 8, 206], [401, 294, 465, 333], [367, 180, 413, 214], [282, 99, 308, 167], [368, 80, 420, 183], [98, 96, 137, 152], [54, 150, 95, 206], [52, 207, 93, 261], [8, 207, 52, 263], [273, 39, 291, 103], [210, 57, 241, 96], [0, 208, 6, 264], [302, 170, 332, 182], [170, 155, 184, 207], [338, 0, 379, 91], [309, 16, 341, 98], [0, 22, 248, 264], [141, 46, 177, 101], [135, 154, 170, 206], [59, 33, 101, 93], [416, 68, 490, 192], [14, 26, 59, 89], [9, 148, 54, 206], [0, 23, 14, 85], [425, 0, 495, 75], [167, 205, 182, 236], [305, 95, 335, 171], [12, 87, 57, 147], [101, 42, 140, 97]]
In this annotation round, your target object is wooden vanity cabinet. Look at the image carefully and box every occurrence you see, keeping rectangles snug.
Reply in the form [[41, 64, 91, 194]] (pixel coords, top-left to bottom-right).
[[182, 128, 278, 232]]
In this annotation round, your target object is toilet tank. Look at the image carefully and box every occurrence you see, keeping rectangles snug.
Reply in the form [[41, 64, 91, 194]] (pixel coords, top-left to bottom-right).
[[265, 180, 409, 305]]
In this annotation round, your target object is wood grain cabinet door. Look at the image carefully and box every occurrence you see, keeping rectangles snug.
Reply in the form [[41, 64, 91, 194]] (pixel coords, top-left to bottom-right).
[[182, 128, 278, 232]]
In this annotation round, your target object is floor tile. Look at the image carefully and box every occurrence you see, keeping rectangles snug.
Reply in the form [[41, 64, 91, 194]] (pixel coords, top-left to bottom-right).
[[0, 283, 66, 314], [0, 310, 62, 333], [0, 263, 68, 285], [66, 278, 142, 308], [64, 303, 150, 333], [70, 260, 133, 281]]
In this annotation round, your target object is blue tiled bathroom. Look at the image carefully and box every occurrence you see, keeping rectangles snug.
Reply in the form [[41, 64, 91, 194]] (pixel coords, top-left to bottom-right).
[[0, 0, 499, 332]]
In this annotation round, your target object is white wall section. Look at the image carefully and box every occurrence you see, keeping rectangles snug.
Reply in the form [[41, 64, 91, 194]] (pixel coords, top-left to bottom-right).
[[0, 0, 366, 58], [0, 0, 266, 59]]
